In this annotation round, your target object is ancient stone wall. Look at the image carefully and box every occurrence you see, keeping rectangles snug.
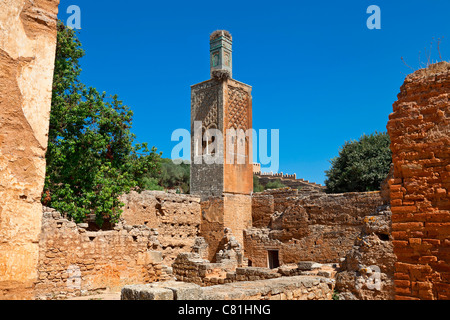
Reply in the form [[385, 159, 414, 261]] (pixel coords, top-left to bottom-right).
[[0, 0, 59, 300], [251, 188, 298, 228], [251, 193, 275, 228], [387, 62, 450, 300], [246, 190, 384, 267], [34, 207, 163, 300], [120, 191, 202, 265]]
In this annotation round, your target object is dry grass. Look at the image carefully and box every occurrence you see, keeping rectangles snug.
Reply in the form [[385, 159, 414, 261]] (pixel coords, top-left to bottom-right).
[[400, 37, 450, 79], [406, 61, 450, 80]]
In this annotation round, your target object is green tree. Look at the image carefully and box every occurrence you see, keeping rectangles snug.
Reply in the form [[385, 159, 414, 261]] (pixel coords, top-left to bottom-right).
[[325, 132, 392, 193], [43, 22, 161, 226], [157, 159, 190, 193], [141, 177, 164, 191], [253, 175, 265, 192]]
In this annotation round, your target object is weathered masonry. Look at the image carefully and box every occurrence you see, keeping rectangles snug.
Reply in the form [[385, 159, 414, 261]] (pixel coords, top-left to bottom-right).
[[120, 191, 202, 265], [246, 189, 386, 268], [387, 62, 450, 300], [34, 207, 163, 300], [0, 0, 60, 300]]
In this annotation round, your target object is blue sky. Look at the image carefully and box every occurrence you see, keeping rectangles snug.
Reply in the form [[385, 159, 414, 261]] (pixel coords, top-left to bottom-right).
[[57, 0, 449, 185]]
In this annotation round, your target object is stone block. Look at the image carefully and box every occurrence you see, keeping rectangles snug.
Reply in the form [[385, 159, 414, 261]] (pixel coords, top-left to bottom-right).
[[317, 271, 332, 278], [297, 261, 322, 271], [161, 281, 202, 300], [121, 284, 174, 300], [146, 251, 163, 264]]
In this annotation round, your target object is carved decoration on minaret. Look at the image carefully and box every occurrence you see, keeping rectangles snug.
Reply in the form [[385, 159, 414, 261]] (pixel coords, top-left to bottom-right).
[[227, 85, 248, 131], [192, 84, 219, 130]]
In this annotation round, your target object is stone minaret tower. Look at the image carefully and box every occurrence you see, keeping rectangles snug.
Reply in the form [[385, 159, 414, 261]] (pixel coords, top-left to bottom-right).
[[190, 30, 253, 259], [191, 30, 253, 199]]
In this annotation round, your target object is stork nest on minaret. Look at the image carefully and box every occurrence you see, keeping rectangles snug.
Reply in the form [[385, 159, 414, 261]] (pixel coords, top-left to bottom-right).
[[211, 69, 231, 80], [210, 30, 232, 41]]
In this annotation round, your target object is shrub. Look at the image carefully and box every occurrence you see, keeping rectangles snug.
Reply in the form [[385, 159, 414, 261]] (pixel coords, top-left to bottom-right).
[[253, 175, 265, 192], [264, 179, 287, 190]]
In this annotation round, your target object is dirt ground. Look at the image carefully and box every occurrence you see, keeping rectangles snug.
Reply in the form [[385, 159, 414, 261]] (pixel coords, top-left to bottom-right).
[[66, 292, 121, 300]]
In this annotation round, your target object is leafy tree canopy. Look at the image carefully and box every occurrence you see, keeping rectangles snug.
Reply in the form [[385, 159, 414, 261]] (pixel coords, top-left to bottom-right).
[[142, 159, 190, 194], [43, 22, 161, 226], [325, 131, 392, 193]]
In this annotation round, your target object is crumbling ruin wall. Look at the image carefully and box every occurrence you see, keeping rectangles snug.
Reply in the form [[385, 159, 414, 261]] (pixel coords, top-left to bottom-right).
[[252, 193, 275, 228], [252, 189, 298, 228], [173, 229, 249, 286], [34, 207, 163, 300], [172, 252, 246, 286], [0, 0, 59, 300], [246, 190, 384, 267], [120, 191, 202, 265], [335, 205, 395, 300], [387, 62, 450, 300], [172, 253, 337, 288], [333, 169, 396, 300]]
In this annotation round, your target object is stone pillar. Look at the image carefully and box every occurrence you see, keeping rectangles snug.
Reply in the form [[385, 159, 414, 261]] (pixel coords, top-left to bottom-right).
[[387, 62, 450, 300], [0, 0, 59, 299], [223, 193, 252, 248]]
